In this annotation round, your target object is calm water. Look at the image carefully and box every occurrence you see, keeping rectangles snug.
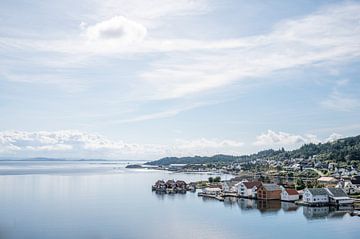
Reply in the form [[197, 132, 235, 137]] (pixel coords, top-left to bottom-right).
[[0, 161, 359, 239]]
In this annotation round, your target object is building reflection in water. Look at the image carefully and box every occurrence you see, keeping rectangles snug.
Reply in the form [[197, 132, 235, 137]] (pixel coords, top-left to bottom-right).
[[152, 193, 352, 220], [257, 200, 281, 214], [281, 202, 299, 212], [303, 206, 348, 220], [237, 198, 258, 210], [224, 196, 238, 208], [230, 198, 350, 220]]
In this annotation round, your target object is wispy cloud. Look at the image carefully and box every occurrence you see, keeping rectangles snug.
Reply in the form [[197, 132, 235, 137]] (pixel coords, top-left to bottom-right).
[[1, 2, 360, 103], [111, 101, 217, 124], [135, 2, 360, 99], [321, 91, 360, 112]]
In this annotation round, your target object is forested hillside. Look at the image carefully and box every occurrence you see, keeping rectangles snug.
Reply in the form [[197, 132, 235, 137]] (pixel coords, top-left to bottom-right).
[[146, 135, 360, 165]]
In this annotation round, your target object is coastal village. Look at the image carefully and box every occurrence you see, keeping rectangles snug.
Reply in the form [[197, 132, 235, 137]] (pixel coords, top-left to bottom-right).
[[152, 175, 360, 215], [148, 136, 360, 216]]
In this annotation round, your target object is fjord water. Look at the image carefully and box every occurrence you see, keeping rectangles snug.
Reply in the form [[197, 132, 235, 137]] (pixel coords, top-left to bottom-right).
[[0, 161, 358, 239]]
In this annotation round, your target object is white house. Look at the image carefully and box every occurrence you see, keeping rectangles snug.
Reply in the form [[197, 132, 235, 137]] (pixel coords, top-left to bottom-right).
[[236, 181, 262, 198], [303, 188, 329, 204], [281, 188, 300, 202], [222, 181, 237, 193], [325, 188, 354, 205], [336, 180, 358, 194]]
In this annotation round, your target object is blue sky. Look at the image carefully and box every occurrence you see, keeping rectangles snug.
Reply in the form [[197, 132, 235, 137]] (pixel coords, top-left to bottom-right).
[[0, 0, 360, 160]]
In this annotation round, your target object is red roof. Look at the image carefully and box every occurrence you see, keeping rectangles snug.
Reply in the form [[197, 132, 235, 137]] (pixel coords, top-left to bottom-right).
[[285, 189, 299, 195], [243, 181, 262, 189]]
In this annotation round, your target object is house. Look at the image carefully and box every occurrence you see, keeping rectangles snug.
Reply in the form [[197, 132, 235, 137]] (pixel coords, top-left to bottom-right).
[[222, 181, 237, 193], [325, 188, 354, 205], [281, 188, 300, 202], [336, 180, 358, 194], [175, 180, 187, 191], [165, 180, 176, 192], [152, 180, 166, 191], [351, 175, 360, 187], [303, 188, 329, 205], [317, 176, 338, 186], [186, 182, 196, 191], [236, 181, 262, 198], [257, 184, 282, 200]]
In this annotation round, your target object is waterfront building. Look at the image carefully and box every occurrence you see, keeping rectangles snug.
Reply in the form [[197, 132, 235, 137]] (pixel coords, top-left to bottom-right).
[[303, 188, 329, 204], [236, 181, 262, 198], [257, 184, 282, 200], [325, 188, 354, 205], [175, 180, 187, 191], [152, 180, 166, 191], [222, 181, 238, 193], [281, 188, 300, 202]]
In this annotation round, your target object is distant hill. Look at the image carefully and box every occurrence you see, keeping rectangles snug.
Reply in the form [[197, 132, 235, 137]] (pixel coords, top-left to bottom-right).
[[145, 154, 242, 166], [145, 135, 360, 166], [0, 157, 109, 161]]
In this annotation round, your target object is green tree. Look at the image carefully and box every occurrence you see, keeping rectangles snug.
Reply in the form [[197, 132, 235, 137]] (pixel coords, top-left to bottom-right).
[[295, 178, 305, 190], [214, 176, 221, 182]]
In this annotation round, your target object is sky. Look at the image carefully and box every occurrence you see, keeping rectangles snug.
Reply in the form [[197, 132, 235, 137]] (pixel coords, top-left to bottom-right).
[[0, 0, 360, 160]]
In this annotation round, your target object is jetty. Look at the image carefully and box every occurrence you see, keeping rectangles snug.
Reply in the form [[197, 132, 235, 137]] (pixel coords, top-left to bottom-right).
[[197, 187, 225, 201]]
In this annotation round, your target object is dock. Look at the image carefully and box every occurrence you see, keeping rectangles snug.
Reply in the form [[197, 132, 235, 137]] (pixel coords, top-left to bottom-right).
[[198, 192, 224, 201]]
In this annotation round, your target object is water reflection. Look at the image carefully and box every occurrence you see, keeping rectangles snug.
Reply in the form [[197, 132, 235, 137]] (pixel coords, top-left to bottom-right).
[[282, 202, 299, 212], [303, 206, 350, 220], [163, 194, 354, 221], [257, 200, 281, 214]]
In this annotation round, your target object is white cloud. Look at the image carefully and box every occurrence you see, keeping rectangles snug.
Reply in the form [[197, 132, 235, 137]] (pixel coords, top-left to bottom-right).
[[133, 2, 360, 99], [0, 130, 350, 159], [85, 16, 147, 43], [1, 2, 360, 100], [114, 101, 217, 123], [325, 133, 342, 142], [172, 138, 244, 157], [93, 0, 210, 23], [253, 130, 319, 148], [0, 130, 244, 159], [253, 130, 347, 149]]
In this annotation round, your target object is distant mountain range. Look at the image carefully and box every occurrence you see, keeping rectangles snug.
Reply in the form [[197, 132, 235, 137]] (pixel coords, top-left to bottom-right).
[[145, 135, 360, 166], [0, 157, 110, 161]]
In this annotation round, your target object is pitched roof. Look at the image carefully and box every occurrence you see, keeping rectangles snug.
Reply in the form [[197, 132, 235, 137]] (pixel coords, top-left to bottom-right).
[[243, 181, 262, 189], [262, 184, 281, 191], [307, 188, 328, 196], [317, 177, 338, 182], [166, 180, 175, 184], [285, 189, 299, 195], [325, 188, 348, 198]]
